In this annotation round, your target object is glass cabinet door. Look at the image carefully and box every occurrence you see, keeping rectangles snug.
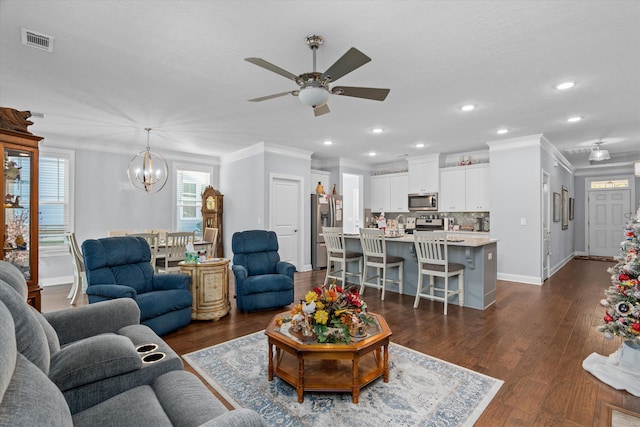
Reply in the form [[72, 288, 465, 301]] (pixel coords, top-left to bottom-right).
[[3, 147, 35, 281]]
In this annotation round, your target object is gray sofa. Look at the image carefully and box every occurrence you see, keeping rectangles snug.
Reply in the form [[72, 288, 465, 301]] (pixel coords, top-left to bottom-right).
[[0, 261, 266, 426]]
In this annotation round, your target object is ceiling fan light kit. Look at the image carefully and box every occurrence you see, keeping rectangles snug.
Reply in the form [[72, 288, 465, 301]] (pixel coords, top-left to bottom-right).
[[245, 34, 390, 116]]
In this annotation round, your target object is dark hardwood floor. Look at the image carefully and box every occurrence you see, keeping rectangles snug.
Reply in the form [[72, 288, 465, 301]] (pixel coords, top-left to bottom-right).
[[42, 258, 640, 426]]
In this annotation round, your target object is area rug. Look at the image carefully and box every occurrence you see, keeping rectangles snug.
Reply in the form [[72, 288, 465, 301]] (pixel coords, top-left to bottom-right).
[[183, 331, 503, 426]]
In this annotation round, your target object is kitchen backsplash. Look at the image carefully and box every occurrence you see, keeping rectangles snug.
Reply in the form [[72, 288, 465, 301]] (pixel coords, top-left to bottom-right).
[[371, 211, 490, 232]]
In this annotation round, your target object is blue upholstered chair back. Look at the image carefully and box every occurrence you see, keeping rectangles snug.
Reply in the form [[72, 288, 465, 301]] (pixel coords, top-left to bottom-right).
[[232, 230, 281, 276], [83, 236, 155, 294]]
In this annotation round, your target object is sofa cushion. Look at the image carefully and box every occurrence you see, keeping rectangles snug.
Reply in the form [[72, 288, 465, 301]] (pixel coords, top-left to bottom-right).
[[0, 260, 28, 299], [50, 334, 142, 391], [239, 274, 295, 295], [0, 280, 50, 374], [136, 289, 192, 321], [1, 353, 73, 426], [153, 370, 228, 426], [33, 305, 61, 355], [72, 385, 172, 427]]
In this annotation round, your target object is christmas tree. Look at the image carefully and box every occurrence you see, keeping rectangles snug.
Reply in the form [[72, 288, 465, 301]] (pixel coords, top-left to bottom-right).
[[598, 205, 640, 342]]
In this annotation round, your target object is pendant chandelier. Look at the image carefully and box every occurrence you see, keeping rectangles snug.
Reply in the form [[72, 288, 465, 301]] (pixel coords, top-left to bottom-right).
[[127, 128, 168, 194]]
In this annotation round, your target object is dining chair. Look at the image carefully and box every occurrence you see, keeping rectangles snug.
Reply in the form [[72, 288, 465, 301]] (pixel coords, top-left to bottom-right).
[[156, 231, 195, 273], [358, 228, 403, 300], [322, 227, 362, 287], [413, 231, 465, 315], [107, 230, 134, 237], [64, 232, 87, 305], [145, 229, 169, 244], [203, 227, 219, 258], [128, 232, 160, 272]]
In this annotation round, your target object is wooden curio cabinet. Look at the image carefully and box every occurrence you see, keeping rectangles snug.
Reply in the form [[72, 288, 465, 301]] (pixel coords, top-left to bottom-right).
[[0, 107, 42, 310], [201, 185, 224, 257]]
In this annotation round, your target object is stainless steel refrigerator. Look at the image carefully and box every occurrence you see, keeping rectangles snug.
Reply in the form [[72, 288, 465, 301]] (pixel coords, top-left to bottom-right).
[[311, 194, 343, 269]]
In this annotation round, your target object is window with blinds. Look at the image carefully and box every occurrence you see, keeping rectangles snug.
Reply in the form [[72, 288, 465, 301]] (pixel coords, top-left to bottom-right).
[[39, 153, 70, 246], [176, 169, 210, 232]]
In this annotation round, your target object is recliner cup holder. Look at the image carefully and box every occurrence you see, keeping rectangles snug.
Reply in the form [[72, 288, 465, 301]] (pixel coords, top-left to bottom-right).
[[135, 343, 158, 354], [141, 352, 166, 364]]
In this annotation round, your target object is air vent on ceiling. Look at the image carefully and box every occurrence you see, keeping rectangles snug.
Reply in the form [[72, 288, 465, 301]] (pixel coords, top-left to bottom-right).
[[21, 28, 54, 53], [564, 147, 592, 155]]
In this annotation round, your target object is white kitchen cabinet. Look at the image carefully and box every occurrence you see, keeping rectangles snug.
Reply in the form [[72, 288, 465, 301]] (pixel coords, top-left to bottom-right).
[[370, 173, 408, 213], [408, 155, 440, 194], [465, 166, 490, 211], [439, 169, 466, 211], [439, 164, 490, 212]]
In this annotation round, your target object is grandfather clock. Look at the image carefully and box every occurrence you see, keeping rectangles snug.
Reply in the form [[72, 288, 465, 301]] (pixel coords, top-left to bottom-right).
[[201, 185, 223, 257], [0, 107, 42, 310]]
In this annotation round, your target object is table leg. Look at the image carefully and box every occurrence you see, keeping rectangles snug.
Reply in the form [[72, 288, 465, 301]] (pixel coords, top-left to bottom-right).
[[352, 356, 360, 403], [297, 354, 304, 403], [267, 340, 274, 381], [383, 344, 389, 383]]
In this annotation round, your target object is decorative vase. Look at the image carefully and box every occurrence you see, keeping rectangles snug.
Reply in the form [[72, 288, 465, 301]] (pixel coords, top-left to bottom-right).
[[316, 182, 324, 195]]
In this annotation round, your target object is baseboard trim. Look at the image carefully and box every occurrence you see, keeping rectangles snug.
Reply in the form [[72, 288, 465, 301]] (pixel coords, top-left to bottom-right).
[[40, 276, 73, 287]]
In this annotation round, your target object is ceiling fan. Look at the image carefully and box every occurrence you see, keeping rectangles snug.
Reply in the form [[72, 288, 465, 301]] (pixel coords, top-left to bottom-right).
[[245, 35, 390, 117]]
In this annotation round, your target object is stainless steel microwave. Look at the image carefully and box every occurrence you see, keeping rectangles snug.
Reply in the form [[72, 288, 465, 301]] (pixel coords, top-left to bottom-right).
[[408, 193, 438, 211]]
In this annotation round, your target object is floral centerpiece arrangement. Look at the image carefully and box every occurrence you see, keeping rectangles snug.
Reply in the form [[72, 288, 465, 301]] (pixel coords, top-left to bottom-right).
[[289, 281, 374, 343], [598, 209, 640, 343]]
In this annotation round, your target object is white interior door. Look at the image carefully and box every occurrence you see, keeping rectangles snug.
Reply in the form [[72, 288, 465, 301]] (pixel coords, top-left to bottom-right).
[[270, 175, 302, 268], [588, 189, 631, 257]]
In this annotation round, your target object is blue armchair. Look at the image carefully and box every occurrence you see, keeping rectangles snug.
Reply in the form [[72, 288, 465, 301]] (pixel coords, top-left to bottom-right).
[[82, 236, 192, 336], [232, 230, 295, 312]]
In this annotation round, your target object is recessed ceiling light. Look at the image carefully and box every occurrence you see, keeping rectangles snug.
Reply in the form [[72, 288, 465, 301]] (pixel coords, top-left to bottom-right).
[[461, 104, 475, 112], [567, 116, 583, 123], [497, 128, 509, 135], [372, 128, 383, 134], [323, 140, 333, 145], [555, 81, 575, 90], [415, 143, 425, 148], [368, 151, 377, 156]]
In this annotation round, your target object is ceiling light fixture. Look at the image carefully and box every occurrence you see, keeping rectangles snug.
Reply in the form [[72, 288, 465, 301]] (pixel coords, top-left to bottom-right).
[[588, 142, 611, 162], [127, 128, 168, 194], [555, 81, 575, 90], [497, 128, 509, 135], [567, 116, 582, 123], [323, 140, 333, 145], [298, 85, 330, 107], [415, 143, 425, 148], [461, 104, 475, 111], [372, 128, 383, 134], [368, 151, 377, 156]]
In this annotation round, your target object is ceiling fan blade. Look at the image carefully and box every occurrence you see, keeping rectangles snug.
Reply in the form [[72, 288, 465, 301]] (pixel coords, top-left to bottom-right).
[[314, 104, 330, 117], [332, 86, 390, 101], [245, 57, 299, 81], [320, 48, 371, 83], [248, 91, 296, 102]]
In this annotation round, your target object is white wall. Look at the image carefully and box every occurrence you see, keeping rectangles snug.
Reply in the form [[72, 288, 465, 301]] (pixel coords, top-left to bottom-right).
[[489, 135, 543, 284], [40, 146, 218, 285]]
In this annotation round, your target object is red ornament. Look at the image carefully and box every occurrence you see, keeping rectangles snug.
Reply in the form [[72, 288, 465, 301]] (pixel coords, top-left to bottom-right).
[[619, 273, 630, 281], [604, 314, 614, 323], [633, 323, 640, 331]]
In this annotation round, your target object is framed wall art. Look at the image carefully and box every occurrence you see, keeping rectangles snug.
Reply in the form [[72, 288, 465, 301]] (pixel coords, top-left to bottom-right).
[[553, 192, 561, 222], [562, 186, 569, 230], [569, 197, 574, 220]]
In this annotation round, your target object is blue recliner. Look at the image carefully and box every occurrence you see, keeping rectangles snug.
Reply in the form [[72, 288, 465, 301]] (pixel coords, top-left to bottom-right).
[[82, 236, 192, 336], [232, 230, 296, 312]]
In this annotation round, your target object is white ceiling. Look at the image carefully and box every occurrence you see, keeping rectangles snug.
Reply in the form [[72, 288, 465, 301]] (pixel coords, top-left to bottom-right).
[[1, 1, 639, 170]]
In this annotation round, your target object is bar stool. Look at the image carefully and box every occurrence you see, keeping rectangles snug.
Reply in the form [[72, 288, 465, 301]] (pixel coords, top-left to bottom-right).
[[413, 231, 465, 315], [322, 227, 362, 287], [359, 228, 403, 300]]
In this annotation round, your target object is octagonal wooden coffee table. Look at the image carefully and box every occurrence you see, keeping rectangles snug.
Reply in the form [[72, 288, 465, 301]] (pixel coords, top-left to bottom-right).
[[265, 312, 392, 403]]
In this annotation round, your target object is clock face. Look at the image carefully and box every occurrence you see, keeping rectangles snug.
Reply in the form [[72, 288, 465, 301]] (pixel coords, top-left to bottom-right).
[[206, 196, 216, 210]]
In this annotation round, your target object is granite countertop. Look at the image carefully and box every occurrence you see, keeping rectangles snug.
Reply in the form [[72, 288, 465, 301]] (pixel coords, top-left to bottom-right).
[[344, 233, 497, 247]]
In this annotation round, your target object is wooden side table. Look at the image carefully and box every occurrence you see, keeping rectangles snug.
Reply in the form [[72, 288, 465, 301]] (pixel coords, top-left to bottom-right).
[[179, 259, 230, 320]]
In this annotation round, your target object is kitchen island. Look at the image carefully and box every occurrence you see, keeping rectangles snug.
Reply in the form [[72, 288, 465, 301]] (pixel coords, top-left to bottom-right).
[[343, 233, 498, 310]]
